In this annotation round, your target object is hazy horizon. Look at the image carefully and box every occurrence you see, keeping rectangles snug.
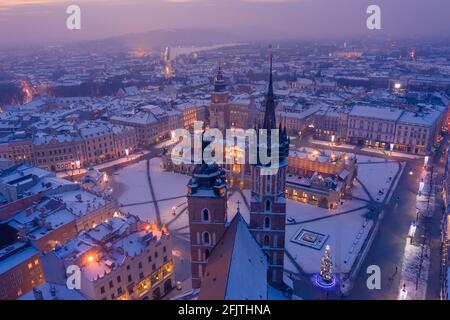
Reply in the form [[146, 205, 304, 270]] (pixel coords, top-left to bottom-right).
[[0, 0, 449, 49]]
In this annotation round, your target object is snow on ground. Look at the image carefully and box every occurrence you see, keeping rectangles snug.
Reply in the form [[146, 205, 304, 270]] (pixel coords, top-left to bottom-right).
[[355, 154, 386, 163], [114, 158, 253, 235], [113, 160, 155, 220], [351, 180, 372, 201], [398, 241, 430, 300], [285, 198, 366, 223], [357, 161, 401, 202], [148, 158, 190, 227], [361, 147, 423, 160], [285, 206, 372, 274], [309, 138, 356, 150], [268, 285, 290, 300]]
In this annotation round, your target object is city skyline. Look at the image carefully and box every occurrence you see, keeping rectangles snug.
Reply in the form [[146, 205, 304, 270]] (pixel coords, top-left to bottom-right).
[[1, 0, 450, 48]]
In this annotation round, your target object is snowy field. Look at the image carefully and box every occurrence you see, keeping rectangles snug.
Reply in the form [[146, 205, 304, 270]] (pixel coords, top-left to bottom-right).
[[284, 198, 372, 274], [114, 158, 250, 234], [148, 158, 190, 229], [351, 180, 372, 201], [357, 161, 404, 202], [398, 241, 430, 300], [113, 160, 154, 219], [284, 152, 403, 276]]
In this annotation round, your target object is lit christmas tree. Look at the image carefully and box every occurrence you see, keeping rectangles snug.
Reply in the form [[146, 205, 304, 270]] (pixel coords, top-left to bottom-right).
[[320, 245, 334, 284]]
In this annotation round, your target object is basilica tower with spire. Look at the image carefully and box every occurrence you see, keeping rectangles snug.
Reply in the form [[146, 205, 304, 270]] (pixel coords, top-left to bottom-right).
[[249, 53, 289, 287]]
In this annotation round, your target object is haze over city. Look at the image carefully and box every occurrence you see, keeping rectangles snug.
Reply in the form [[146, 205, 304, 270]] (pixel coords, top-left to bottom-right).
[[1, 0, 450, 48], [0, 0, 450, 308]]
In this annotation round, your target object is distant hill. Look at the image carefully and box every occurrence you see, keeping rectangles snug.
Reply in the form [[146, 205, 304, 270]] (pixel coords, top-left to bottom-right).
[[72, 27, 284, 53]]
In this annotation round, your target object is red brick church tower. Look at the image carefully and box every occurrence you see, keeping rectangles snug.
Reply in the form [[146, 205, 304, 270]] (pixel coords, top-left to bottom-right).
[[249, 53, 290, 286], [187, 158, 228, 289], [209, 66, 230, 132]]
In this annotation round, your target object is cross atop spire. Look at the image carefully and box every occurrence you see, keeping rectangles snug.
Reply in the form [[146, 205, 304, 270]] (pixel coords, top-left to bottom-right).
[[263, 49, 277, 130], [268, 51, 274, 98]]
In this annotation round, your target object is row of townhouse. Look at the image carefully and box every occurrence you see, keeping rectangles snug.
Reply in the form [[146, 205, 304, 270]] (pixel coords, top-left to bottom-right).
[[110, 104, 184, 145], [0, 171, 118, 300], [314, 105, 446, 155], [347, 105, 444, 155], [38, 216, 174, 301], [0, 121, 138, 172]]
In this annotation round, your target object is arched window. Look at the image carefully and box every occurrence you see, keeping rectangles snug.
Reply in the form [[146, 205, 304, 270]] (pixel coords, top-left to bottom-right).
[[203, 232, 210, 245], [265, 200, 271, 211], [205, 249, 210, 260], [264, 217, 271, 229], [202, 209, 210, 222], [264, 235, 270, 247]]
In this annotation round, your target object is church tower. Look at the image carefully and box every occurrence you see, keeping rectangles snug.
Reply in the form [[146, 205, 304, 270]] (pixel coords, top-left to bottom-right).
[[187, 155, 228, 289], [249, 53, 289, 287], [209, 66, 230, 132]]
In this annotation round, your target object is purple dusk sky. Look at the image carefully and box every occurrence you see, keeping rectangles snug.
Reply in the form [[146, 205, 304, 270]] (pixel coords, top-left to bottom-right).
[[0, 0, 449, 47]]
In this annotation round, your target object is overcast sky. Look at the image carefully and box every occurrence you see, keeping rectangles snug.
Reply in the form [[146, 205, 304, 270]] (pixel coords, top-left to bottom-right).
[[0, 0, 449, 47]]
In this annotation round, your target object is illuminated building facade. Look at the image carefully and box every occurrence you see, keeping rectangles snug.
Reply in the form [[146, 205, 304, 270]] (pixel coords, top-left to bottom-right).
[[41, 214, 174, 300], [187, 162, 228, 289]]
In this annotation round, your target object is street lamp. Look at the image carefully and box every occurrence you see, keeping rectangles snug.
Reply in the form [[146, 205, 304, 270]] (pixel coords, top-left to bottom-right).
[[399, 284, 408, 300], [71, 162, 75, 178], [408, 222, 417, 244]]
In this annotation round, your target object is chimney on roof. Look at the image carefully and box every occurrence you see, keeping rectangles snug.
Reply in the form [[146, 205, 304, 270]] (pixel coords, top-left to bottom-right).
[[33, 288, 44, 300], [50, 286, 56, 297]]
